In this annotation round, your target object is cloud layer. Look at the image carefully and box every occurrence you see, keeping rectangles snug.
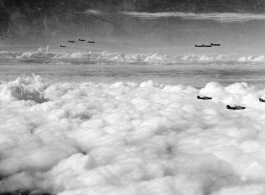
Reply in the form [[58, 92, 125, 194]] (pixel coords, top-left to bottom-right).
[[1, 48, 265, 65], [122, 12, 265, 23], [1, 75, 265, 195]]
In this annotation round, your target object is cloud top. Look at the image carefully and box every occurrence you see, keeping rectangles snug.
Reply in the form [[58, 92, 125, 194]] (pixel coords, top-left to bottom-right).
[[2, 75, 265, 195]]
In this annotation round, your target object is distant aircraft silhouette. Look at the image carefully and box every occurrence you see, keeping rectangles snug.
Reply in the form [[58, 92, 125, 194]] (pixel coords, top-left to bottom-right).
[[68, 40, 75, 43], [79, 39, 85, 41], [88, 41, 95, 43], [227, 105, 246, 110], [197, 95, 212, 100], [195, 44, 212, 47], [211, 43, 221, 46], [259, 98, 265, 102], [195, 44, 204, 47], [60, 45, 67, 47]]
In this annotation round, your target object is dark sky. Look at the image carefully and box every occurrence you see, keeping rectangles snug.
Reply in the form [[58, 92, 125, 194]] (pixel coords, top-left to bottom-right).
[[1, 0, 264, 17], [0, 0, 265, 55], [123, 0, 265, 13]]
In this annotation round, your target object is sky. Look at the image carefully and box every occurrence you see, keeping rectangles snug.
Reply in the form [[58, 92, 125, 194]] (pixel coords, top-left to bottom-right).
[[0, 0, 265, 55]]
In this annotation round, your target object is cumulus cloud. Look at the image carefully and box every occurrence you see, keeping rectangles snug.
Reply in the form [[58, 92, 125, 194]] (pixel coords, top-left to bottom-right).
[[2, 48, 265, 65], [122, 12, 265, 23], [1, 75, 265, 195], [84, 9, 104, 15]]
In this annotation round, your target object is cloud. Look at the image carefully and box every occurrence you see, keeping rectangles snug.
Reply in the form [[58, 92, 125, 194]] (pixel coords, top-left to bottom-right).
[[84, 9, 104, 15], [2, 48, 265, 65], [122, 12, 265, 23], [2, 74, 265, 195]]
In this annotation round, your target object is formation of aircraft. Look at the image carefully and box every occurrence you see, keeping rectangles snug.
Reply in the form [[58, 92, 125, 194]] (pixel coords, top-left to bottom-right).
[[197, 95, 265, 110], [211, 43, 221, 46], [195, 44, 211, 47], [59, 39, 96, 48], [195, 43, 221, 47]]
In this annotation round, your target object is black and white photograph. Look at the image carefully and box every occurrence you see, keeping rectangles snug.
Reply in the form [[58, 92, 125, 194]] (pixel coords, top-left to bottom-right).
[[0, 0, 265, 194]]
